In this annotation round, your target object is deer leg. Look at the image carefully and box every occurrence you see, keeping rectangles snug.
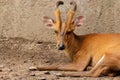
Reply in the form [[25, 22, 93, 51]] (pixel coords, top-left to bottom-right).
[[29, 53, 91, 71], [58, 55, 110, 77], [29, 63, 85, 71], [29, 63, 78, 71], [57, 57, 91, 72], [29, 64, 86, 71], [29, 65, 59, 71], [73, 53, 91, 71], [29, 60, 90, 71], [59, 65, 109, 77]]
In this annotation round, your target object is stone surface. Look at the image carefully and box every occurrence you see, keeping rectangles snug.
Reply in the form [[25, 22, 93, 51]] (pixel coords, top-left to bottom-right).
[[0, 0, 120, 42]]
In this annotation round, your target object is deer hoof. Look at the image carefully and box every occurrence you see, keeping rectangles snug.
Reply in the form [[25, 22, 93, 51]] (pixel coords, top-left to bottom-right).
[[29, 66, 37, 71]]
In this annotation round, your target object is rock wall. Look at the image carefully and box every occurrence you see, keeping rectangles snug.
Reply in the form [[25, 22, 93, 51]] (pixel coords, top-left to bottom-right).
[[0, 0, 120, 42]]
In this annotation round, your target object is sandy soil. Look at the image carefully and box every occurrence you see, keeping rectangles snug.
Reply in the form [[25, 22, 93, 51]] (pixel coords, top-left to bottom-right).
[[0, 37, 120, 80]]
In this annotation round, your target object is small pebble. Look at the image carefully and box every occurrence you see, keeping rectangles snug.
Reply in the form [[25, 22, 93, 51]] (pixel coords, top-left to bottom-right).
[[29, 66, 37, 71], [23, 60, 27, 63], [45, 60, 50, 63], [55, 72, 62, 77], [37, 41, 43, 44], [0, 65, 4, 68], [44, 71, 50, 75], [30, 73, 35, 76], [38, 77, 46, 80], [0, 69, 2, 72]]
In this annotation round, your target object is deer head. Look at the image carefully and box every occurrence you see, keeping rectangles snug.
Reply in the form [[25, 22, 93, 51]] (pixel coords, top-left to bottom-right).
[[43, 1, 84, 50]]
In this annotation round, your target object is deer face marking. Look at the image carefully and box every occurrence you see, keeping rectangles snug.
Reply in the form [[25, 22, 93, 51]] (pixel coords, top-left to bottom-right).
[[43, 1, 84, 50]]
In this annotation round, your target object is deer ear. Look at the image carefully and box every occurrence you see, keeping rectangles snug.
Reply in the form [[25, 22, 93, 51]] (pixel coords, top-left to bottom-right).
[[74, 16, 84, 27], [43, 16, 54, 27]]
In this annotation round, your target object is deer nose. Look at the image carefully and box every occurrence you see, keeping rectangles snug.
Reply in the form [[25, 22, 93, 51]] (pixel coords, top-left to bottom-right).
[[58, 44, 65, 50]]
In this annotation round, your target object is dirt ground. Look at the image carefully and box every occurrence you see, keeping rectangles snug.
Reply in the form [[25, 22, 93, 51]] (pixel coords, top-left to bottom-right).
[[0, 37, 120, 80]]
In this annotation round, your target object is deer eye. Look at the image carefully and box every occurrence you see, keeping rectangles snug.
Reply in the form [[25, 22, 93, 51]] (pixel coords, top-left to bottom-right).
[[54, 30, 58, 34], [66, 31, 72, 35]]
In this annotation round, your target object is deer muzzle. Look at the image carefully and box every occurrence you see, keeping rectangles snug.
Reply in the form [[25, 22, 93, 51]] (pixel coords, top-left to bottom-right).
[[58, 43, 65, 50]]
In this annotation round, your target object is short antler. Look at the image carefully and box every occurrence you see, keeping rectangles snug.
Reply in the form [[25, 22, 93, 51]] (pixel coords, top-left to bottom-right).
[[70, 1, 77, 11], [56, 1, 64, 8], [55, 1, 64, 24], [67, 1, 77, 28]]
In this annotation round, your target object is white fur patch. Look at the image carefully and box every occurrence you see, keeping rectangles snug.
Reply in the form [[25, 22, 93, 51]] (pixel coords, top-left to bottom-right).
[[96, 55, 105, 66]]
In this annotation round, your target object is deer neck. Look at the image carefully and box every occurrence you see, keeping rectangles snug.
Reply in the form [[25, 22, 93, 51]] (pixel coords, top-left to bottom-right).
[[65, 33, 83, 61]]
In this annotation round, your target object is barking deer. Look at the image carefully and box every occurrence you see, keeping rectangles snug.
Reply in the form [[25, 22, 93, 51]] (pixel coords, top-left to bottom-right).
[[30, 1, 120, 77]]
